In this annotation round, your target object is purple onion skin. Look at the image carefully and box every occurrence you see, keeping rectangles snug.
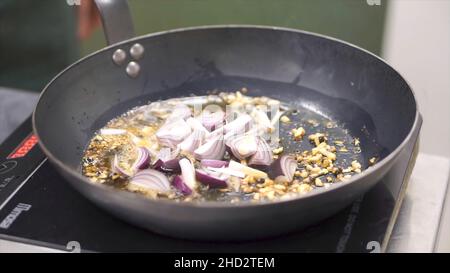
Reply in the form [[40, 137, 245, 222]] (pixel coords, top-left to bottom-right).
[[201, 111, 225, 132], [194, 135, 225, 160], [200, 159, 229, 168], [152, 159, 164, 170], [130, 147, 151, 171], [135, 147, 151, 170], [152, 158, 181, 173], [138, 162, 150, 170], [195, 170, 228, 188], [156, 119, 191, 148], [269, 155, 297, 182], [162, 158, 181, 172], [207, 127, 224, 140], [248, 138, 273, 169], [269, 160, 284, 180], [172, 175, 193, 195], [131, 169, 171, 192], [206, 122, 224, 132], [248, 163, 270, 172]]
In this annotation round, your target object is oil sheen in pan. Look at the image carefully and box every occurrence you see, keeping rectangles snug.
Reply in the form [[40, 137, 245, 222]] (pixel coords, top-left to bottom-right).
[[205, 106, 364, 202], [84, 77, 382, 202]]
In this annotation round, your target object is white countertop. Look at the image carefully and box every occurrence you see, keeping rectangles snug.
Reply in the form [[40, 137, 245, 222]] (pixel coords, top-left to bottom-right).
[[388, 153, 450, 252]]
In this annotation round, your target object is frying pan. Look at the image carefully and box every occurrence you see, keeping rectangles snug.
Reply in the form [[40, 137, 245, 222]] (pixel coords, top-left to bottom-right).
[[33, 0, 422, 241]]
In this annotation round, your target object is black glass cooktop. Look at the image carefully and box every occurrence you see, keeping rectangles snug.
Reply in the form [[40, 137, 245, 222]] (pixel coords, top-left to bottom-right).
[[0, 117, 419, 253]]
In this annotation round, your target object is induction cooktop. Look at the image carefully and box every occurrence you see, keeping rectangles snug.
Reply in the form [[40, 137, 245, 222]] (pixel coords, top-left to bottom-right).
[[0, 117, 419, 252]]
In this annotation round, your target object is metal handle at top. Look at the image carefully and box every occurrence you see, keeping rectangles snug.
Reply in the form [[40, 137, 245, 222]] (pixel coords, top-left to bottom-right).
[[94, 0, 135, 45]]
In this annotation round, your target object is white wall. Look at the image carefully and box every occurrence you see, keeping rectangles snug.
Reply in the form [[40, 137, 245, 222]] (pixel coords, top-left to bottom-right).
[[382, 0, 450, 157]]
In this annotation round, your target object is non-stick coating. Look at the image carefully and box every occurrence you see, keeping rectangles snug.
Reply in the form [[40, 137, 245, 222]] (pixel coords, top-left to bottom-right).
[[33, 26, 419, 240]]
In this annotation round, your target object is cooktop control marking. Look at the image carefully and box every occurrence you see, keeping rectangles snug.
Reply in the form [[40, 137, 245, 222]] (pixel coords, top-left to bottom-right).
[[0, 159, 47, 211], [0, 161, 17, 175], [7, 134, 39, 160], [0, 203, 32, 229]]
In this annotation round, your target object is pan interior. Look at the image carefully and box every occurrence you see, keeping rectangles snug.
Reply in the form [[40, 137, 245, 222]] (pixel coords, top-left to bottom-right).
[[91, 75, 378, 171], [34, 27, 416, 177]]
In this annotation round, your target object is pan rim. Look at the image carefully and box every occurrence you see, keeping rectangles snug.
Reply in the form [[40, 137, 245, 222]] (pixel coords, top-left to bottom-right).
[[32, 24, 421, 209]]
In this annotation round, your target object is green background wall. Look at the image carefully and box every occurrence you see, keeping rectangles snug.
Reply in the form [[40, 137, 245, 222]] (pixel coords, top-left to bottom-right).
[[83, 0, 387, 56]]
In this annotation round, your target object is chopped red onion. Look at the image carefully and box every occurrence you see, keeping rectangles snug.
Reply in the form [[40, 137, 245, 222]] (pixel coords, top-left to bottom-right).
[[201, 107, 225, 131], [112, 154, 132, 177], [252, 108, 273, 132], [178, 129, 206, 153], [156, 119, 191, 148], [223, 114, 252, 134], [179, 158, 197, 190], [129, 169, 171, 193], [195, 169, 228, 188], [227, 134, 258, 160], [167, 104, 192, 122], [228, 160, 268, 179], [131, 147, 151, 170], [156, 147, 179, 161], [200, 159, 229, 168], [270, 155, 297, 182], [113, 147, 150, 177], [152, 147, 180, 172], [186, 117, 209, 135], [172, 175, 193, 195], [206, 127, 224, 141], [194, 135, 225, 160], [153, 158, 180, 172], [206, 167, 245, 178], [248, 137, 273, 168]]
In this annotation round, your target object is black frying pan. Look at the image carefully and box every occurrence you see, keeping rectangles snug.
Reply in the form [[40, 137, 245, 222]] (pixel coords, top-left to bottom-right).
[[33, 0, 422, 240]]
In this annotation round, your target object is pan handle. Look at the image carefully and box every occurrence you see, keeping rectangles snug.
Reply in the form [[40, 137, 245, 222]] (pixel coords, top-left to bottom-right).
[[94, 0, 135, 45]]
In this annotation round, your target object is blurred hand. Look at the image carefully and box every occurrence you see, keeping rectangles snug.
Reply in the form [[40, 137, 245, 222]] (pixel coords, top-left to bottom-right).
[[77, 0, 101, 40]]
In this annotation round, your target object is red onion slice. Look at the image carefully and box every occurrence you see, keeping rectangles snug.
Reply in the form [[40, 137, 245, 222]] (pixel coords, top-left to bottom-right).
[[178, 129, 205, 153], [270, 155, 297, 182], [131, 147, 151, 170], [179, 158, 197, 190], [129, 169, 171, 193], [223, 114, 252, 134], [248, 137, 273, 168], [227, 134, 258, 160], [206, 167, 245, 178], [152, 147, 180, 172], [201, 108, 225, 131], [200, 159, 229, 168], [194, 135, 225, 160], [156, 147, 180, 161], [153, 158, 180, 172], [195, 169, 228, 188], [166, 104, 192, 122], [206, 127, 224, 141], [252, 109, 272, 132], [186, 117, 209, 135], [228, 160, 268, 179], [156, 119, 191, 148], [113, 147, 150, 177], [172, 175, 193, 195], [112, 154, 133, 177]]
